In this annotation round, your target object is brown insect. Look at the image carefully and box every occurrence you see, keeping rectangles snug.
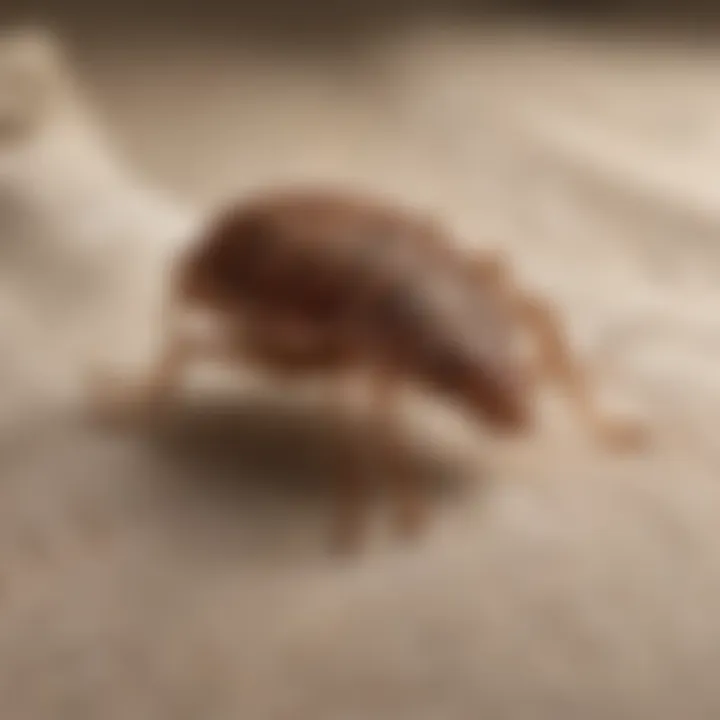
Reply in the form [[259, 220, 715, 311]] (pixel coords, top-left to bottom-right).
[[92, 187, 644, 553]]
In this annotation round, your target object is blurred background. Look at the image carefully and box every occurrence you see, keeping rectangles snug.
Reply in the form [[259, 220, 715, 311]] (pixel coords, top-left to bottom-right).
[[2, 1, 720, 719]]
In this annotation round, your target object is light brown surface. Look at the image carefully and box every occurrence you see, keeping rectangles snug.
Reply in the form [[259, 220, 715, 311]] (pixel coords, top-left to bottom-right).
[[2, 21, 720, 719]]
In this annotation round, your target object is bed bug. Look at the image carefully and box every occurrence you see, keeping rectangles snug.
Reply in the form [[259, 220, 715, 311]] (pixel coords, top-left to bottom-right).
[[91, 187, 644, 553]]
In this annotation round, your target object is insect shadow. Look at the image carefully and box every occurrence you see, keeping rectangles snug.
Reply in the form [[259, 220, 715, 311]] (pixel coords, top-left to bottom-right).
[[127, 391, 484, 559]]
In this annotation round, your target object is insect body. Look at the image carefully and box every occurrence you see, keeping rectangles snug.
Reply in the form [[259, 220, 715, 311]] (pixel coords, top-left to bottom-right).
[[93, 188, 644, 552], [177, 191, 531, 430]]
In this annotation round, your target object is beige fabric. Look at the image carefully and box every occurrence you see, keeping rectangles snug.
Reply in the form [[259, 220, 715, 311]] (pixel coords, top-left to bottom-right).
[[1, 23, 720, 719]]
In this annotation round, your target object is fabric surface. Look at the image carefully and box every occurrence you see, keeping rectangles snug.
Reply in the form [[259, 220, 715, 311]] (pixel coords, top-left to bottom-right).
[[1, 23, 720, 719]]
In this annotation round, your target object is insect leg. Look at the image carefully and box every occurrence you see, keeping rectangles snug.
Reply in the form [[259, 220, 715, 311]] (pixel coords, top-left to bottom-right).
[[512, 290, 646, 451]]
